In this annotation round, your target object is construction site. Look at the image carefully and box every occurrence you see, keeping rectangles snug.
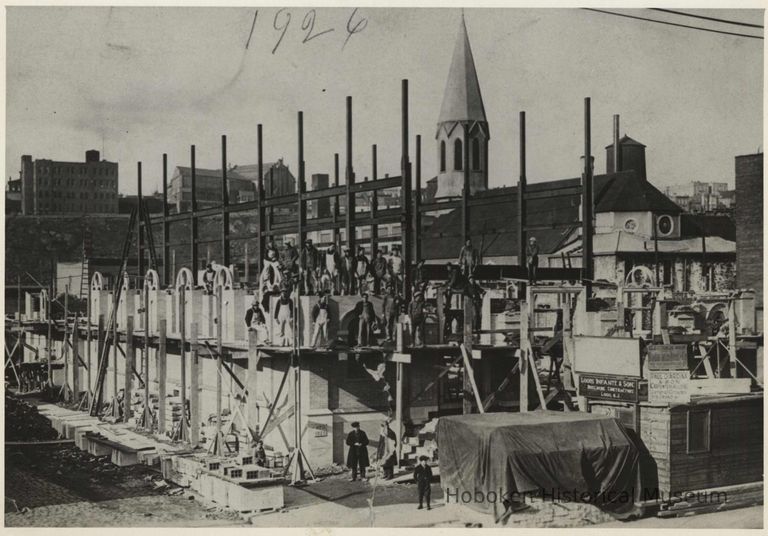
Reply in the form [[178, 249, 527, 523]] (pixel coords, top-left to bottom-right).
[[4, 9, 764, 529]]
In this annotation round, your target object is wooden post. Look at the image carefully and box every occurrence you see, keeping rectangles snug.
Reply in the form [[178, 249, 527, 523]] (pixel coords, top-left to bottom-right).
[[143, 283, 150, 428], [371, 144, 378, 254], [47, 275, 53, 386], [125, 316, 134, 422], [519, 301, 529, 413], [179, 287, 187, 442], [86, 280, 92, 401], [96, 314, 105, 403], [728, 302, 738, 378], [190, 145, 198, 274], [137, 162, 144, 277], [157, 319, 167, 434], [582, 98, 593, 293], [401, 80, 412, 301], [257, 125, 265, 274], [222, 134, 230, 267], [462, 298, 473, 414], [72, 312, 80, 401], [395, 361, 404, 467], [190, 322, 200, 446], [333, 153, 340, 247], [216, 285, 223, 451], [462, 123, 470, 244], [112, 289, 118, 403], [414, 134, 422, 263], [63, 285, 70, 401]]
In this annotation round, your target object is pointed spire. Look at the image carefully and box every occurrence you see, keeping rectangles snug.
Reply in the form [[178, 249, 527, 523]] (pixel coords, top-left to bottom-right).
[[438, 13, 487, 125]]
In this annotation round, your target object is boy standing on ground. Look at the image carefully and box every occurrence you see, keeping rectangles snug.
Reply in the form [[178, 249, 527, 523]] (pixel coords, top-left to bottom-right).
[[413, 455, 433, 510]]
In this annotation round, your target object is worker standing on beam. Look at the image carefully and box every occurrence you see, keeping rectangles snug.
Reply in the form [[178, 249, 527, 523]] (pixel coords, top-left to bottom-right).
[[341, 247, 356, 296], [300, 238, 319, 295], [354, 246, 370, 296], [372, 249, 390, 295], [388, 245, 404, 294], [527, 236, 539, 283], [458, 239, 479, 277], [324, 243, 341, 295]]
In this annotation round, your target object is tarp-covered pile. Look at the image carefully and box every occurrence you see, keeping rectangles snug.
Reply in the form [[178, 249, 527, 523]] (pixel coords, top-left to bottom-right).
[[436, 412, 640, 518]]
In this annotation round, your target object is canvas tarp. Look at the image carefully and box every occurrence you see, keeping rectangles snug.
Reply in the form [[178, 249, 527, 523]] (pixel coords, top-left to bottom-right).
[[436, 412, 640, 518]]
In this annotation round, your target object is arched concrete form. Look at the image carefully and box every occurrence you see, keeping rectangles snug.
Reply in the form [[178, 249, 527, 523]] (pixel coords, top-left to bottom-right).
[[144, 269, 160, 291], [213, 265, 234, 290], [625, 265, 656, 287], [91, 272, 105, 291], [706, 302, 728, 331], [175, 267, 195, 290], [121, 273, 132, 291]]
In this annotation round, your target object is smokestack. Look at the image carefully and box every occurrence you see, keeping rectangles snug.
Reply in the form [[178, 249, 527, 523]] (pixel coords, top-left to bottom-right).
[[613, 115, 621, 173]]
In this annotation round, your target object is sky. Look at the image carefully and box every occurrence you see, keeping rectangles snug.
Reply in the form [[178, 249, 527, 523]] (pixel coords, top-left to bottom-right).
[[5, 6, 764, 195]]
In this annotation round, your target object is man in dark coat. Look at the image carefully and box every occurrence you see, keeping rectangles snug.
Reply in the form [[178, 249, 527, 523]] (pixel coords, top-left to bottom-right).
[[413, 455, 433, 509], [356, 293, 377, 347], [346, 421, 370, 481]]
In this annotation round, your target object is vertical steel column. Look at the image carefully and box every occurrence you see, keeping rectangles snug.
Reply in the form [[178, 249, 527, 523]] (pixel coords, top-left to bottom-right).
[[415, 135, 422, 264], [401, 80, 412, 301], [333, 153, 340, 246], [257, 125, 265, 272], [298, 112, 307, 246], [86, 281, 92, 401], [125, 316, 134, 422], [582, 98, 594, 287], [462, 123, 471, 244], [143, 282, 150, 428], [179, 286, 187, 442], [190, 145, 198, 274], [518, 112, 527, 265], [345, 97, 356, 253], [215, 284, 223, 452], [221, 135, 230, 267], [190, 322, 200, 446], [63, 286, 70, 401], [162, 154, 169, 286], [137, 162, 144, 278], [370, 144, 378, 254]]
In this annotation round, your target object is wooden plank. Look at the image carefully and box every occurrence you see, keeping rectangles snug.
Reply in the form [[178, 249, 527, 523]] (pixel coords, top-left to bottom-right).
[[157, 319, 167, 434], [190, 322, 199, 446], [125, 316, 134, 422]]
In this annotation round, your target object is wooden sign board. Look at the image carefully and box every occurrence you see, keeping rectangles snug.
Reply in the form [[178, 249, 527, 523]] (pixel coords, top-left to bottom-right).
[[390, 352, 411, 364], [579, 374, 639, 403], [648, 370, 690, 404], [574, 336, 641, 377], [647, 344, 688, 371]]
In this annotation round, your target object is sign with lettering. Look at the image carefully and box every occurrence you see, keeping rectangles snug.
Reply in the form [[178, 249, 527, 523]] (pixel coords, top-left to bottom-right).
[[648, 370, 690, 404], [647, 344, 688, 370], [579, 374, 639, 402]]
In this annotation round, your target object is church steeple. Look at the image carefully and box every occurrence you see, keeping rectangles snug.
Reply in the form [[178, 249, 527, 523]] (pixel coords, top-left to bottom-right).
[[434, 13, 490, 198], [438, 13, 487, 125]]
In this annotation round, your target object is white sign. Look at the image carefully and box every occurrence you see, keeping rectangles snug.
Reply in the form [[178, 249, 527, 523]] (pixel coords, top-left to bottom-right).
[[648, 370, 690, 404], [574, 336, 641, 377]]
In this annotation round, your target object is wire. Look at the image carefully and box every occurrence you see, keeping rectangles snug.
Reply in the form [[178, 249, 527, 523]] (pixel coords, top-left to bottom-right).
[[584, 8, 764, 40], [650, 8, 764, 29]]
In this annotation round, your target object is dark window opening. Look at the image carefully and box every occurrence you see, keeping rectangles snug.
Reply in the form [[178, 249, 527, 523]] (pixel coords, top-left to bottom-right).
[[687, 409, 711, 453], [454, 139, 463, 171], [472, 138, 481, 171], [440, 141, 446, 172]]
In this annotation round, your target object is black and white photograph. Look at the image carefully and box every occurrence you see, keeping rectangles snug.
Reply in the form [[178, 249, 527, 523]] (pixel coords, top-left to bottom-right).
[[3, 3, 765, 529]]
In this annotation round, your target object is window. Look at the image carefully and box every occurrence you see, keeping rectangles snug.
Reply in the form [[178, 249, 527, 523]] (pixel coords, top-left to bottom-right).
[[454, 139, 463, 171], [472, 138, 481, 171], [440, 141, 446, 172], [687, 409, 711, 453], [663, 260, 673, 286]]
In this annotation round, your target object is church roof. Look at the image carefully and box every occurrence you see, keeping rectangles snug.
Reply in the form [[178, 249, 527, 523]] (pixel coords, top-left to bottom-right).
[[438, 15, 487, 125]]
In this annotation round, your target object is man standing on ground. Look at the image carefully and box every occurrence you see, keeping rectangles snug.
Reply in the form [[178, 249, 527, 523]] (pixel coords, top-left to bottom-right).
[[413, 455, 433, 509], [346, 421, 370, 481]]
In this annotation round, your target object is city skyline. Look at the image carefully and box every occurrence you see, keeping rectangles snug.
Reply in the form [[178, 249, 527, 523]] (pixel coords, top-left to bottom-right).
[[6, 7, 763, 196]]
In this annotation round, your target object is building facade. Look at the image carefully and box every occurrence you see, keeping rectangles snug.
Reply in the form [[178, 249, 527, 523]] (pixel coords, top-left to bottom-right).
[[19, 150, 118, 215]]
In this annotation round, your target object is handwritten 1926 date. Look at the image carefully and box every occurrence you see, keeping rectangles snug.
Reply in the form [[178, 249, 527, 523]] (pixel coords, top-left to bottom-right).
[[245, 8, 368, 53]]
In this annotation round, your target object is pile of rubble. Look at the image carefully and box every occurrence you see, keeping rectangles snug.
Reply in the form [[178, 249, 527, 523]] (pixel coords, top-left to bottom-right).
[[5, 393, 59, 441]]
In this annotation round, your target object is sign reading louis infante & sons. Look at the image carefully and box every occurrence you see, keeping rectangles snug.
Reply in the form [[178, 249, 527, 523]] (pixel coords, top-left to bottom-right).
[[578, 374, 639, 403]]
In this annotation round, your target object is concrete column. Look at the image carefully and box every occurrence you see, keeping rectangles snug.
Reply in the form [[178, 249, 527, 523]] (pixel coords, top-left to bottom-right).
[[157, 319, 167, 434], [125, 316, 134, 422]]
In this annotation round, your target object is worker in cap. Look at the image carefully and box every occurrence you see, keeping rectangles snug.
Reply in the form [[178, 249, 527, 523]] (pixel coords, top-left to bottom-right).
[[413, 455, 433, 509], [526, 236, 539, 284], [346, 421, 370, 481]]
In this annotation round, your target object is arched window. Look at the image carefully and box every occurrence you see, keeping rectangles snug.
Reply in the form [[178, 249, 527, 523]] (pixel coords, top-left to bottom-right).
[[472, 138, 481, 171], [440, 141, 446, 172], [454, 139, 463, 171]]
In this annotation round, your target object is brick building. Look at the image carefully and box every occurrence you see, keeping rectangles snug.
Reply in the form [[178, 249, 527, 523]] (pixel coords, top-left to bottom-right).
[[735, 153, 763, 314], [19, 150, 118, 215]]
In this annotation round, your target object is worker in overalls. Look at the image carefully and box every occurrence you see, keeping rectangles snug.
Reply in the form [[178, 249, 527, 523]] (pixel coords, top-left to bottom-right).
[[527, 236, 539, 283], [341, 248, 356, 296], [388, 246, 404, 293], [409, 290, 427, 347], [273, 290, 294, 347], [261, 239, 282, 288], [355, 246, 371, 296], [300, 238, 319, 295], [311, 292, 331, 348], [325, 243, 341, 295], [245, 298, 270, 345], [356, 293, 376, 347]]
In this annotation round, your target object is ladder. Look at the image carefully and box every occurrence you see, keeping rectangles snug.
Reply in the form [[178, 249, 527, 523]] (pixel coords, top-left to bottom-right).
[[79, 228, 92, 302], [140, 200, 159, 272], [89, 207, 138, 416]]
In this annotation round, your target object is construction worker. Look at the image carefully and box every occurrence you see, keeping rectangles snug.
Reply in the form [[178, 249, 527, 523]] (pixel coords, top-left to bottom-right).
[[413, 455, 433, 510], [324, 243, 341, 295], [527, 236, 539, 283], [457, 238, 479, 277], [202, 263, 216, 293], [245, 298, 270, 345], [346, 421, 370, 481], [467, 276, 486, 333], [261, 240, 282, 287], [354, 246, 371, 296], [356, 293, 376, 347], [409, 290, 426, 347], [281, 240, 299, 271], [252, 439, 267, 467], [388, 246, 404, 293], [412, 259, 428, 295], [381, 283, 403, 342], [300, 238, 319, 295], [377, 420, 397, 480], [340, 248, 356, 295], [274, 290, 294, 347], [311, 292, 331, 348], [372, 249, 390, 295]]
